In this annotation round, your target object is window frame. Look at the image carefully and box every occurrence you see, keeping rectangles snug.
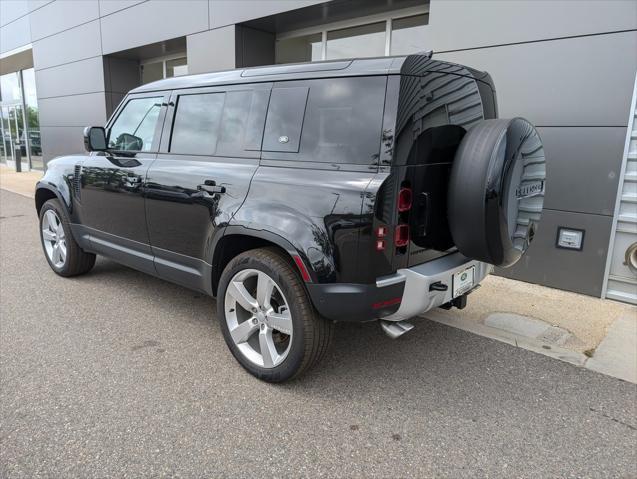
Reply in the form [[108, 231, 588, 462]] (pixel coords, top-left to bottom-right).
[[105, 91, 169, 155], [159, 83, 273, 160], [275, 5, 429, 63]]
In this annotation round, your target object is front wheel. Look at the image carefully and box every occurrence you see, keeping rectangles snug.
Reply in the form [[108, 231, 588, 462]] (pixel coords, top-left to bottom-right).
[[39, 199, 96, 276], [217, 248, 333, 382]]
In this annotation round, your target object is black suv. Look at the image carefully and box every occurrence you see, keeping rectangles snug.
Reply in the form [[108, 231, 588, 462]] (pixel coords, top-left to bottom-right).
[[35, 54, 546, 382]]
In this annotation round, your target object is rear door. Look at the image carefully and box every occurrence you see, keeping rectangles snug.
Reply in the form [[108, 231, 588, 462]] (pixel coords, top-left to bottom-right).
[[145, 83, 271, 292], [79, 92, 168, 274]]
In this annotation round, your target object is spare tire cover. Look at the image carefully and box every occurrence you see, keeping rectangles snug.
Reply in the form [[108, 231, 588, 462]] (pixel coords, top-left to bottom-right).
[[448, 118, 546, 267]]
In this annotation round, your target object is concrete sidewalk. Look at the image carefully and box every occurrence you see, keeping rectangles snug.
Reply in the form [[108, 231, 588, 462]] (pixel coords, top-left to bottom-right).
[[0, 164, 41, 199], [423, 276, 637, 383]]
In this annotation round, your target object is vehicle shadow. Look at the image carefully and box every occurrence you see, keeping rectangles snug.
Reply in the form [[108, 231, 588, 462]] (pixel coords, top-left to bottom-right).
[[82, 257, 582, 399]]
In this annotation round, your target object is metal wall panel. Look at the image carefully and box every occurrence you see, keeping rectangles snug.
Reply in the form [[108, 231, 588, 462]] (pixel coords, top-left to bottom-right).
[[40, 126, 86, 160], [32, 20, 102, 70], [497, 209, 613, 297], [38, 93, 107, 127], [428, 0, 637, 52], [98, 0, 145, 17], [1, 0, 29, 27], [0, 16, 31, 54], [209, 0, 327, 29], [100, 0, 208, 55], [539, 126, 626, 216], [186, 26, 237, 74], [35, 57, 105, 98], [27, 1, 53, 14], [436, 31, 637, 127], [29, 0, 99, 42]]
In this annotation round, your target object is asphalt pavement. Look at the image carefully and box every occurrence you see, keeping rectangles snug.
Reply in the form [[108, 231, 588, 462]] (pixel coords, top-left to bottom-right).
[[1, 190, 636, 478]]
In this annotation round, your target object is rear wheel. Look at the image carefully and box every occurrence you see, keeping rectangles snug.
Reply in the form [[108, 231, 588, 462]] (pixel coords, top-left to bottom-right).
[[217, 247, 333, 382], [39, 199, 95, 276]]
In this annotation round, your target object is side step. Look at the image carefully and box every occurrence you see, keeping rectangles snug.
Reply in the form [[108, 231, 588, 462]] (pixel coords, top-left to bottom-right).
[[380, 320, 414, 339]]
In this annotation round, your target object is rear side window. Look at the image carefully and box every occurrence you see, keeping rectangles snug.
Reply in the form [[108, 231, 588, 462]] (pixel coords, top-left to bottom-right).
[[263, 87, 309, 153], [108, 96, 162, 151], [170, 88, 270, 157], [263, 76, 387, 165]]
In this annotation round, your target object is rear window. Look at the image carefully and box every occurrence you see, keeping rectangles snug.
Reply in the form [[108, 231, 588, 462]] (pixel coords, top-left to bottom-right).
[[263, 76, 387, 165]]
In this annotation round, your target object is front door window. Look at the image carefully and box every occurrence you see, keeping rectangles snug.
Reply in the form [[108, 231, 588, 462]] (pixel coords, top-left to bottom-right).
[[108, 97, 163, 152]]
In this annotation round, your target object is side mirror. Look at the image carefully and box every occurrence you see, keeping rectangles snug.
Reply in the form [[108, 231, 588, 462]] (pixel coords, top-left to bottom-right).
[[83, 126, 107, 152]]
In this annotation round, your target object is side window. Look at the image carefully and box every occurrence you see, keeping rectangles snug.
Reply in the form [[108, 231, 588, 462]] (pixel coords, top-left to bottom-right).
[[262, 77, 387, 165], [263, 86, 309, 153], [108, 96, 162, 151], [217, 89, 270, 156], [301, 76, 386, 164], [170, 93, 225, 155]]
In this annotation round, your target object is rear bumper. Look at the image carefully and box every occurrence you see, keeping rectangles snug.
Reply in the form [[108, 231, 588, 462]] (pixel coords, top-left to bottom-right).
[[306, 252, 491, 322], [383, 252, 492, 322], [306, 279, 405, 322]]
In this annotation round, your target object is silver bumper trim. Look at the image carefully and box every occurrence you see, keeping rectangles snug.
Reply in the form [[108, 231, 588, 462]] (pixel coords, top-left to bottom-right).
[[376, 272, 406, 288], [382, 252, 492, 322]]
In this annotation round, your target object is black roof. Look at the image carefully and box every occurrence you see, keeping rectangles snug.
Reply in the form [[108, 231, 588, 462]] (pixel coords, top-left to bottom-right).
[[131, 53, 489, 93], [132, 55, 411, 93]]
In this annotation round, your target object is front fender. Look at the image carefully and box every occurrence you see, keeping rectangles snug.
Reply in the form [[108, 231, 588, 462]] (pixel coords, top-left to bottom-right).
[[35, 155, 86, 222]]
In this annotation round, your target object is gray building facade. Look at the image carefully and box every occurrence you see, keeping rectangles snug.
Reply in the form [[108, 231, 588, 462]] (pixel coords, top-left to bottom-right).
[[1, 0, 636, 299]]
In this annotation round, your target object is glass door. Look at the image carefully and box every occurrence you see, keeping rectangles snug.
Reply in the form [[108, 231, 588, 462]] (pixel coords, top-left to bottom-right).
[[2, 104, 27, 170], [0, 106, 9, 165]]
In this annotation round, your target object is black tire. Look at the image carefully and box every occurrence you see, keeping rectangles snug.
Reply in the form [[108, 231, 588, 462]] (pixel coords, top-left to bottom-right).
[[217, 247, 333, 382], [39, 199, 96, 277], [448, 118, 546, 267]]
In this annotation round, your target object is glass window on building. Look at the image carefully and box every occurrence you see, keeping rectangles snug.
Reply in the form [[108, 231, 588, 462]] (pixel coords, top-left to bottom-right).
[[326, 22, 386, 60], [0, 72, 21, 103], [274, 8, 429, 64], [140, 55, 188, 85], [21, 69, 42, 170], [166, 57, 188, 77], [275, 33, 322, 64], [390, 14, 428, 55], [1, 69, 42, 171]]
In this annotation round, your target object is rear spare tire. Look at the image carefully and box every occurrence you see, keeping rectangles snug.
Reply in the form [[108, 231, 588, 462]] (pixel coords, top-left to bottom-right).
[[448, 118, 546, 267]]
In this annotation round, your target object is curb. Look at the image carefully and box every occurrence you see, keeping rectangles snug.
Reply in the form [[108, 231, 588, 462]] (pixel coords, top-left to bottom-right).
[[423, 310, 636, 384], [0, 186, 35, 199]]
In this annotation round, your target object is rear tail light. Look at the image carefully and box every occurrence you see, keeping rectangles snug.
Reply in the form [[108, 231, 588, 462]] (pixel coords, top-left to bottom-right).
[[398, 187, 413, 212], [395, 224, 410, 248]]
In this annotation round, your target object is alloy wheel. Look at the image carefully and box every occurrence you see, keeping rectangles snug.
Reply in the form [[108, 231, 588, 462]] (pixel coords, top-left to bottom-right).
[[41, 210, 67, 268], [224, 269, 293, 368]]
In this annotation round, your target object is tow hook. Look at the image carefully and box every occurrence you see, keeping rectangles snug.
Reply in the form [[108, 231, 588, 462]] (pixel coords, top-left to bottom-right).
[[440, 293, 468, 310], [380, 320, 414, 339]]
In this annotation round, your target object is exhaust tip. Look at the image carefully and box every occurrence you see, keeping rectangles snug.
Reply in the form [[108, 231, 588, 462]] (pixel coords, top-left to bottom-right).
[[380, 320, 414, 339]]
